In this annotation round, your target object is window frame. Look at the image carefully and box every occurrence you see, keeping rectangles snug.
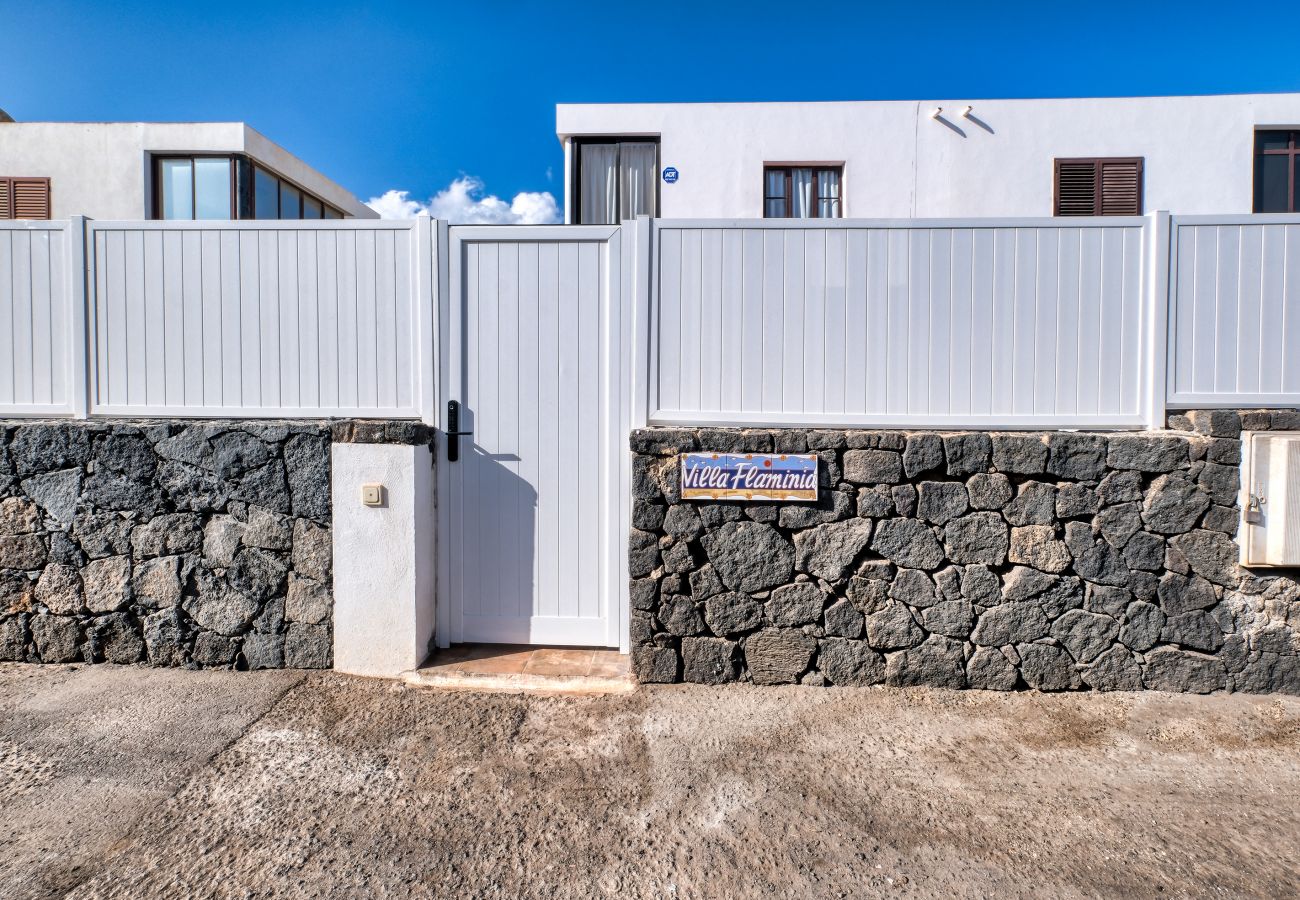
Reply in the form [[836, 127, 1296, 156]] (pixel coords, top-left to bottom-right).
[[1253, 130, 1300, 213], [1052, 157, 1144, 217], [249, 163, 343, 220], [762, 165, 844, 219], [151, 154, 345, 220], [571, 136, 661, 225], [151, 154, 237, 221]]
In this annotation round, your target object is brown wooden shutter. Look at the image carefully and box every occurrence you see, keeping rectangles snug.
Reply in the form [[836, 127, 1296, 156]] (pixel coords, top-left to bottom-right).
[[1054, 161, 1098, 215], [1098, 159, 1142, 215], [0, 179, 10, 219], [1055, 158, 1143, 216], [11, 178, 50, 219]]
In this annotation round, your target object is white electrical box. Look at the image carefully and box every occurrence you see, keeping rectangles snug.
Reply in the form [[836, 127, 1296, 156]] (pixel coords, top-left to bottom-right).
[[1240, 431, 1300, 566], [360, 483, 385, 507]]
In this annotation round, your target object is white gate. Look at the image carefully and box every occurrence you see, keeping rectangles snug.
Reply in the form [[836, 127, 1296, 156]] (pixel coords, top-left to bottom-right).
[[436, 225, 628, 648]]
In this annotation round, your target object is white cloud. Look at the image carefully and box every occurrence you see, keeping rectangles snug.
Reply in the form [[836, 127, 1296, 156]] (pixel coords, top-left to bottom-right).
[[366, 189, 426, 219], [367, 176, 560, 225]]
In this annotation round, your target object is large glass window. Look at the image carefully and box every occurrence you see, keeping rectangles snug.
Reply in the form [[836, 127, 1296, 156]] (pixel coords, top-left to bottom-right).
[[1254, 131, 1300, 212], [280, 183, 301, 219], [155, 156, 343, 220], [193, 158, 232, 219], [574, 138, 659, 224], [160, 159, 194, 219], [254, 167, 280, 220], [156, 157, 232, 220], [763, 166, 842, 218], [249, 165, 338, 219]]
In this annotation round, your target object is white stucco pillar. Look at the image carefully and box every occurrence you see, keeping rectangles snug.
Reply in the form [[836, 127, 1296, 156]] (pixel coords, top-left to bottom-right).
[[331, 443, 436, 677]]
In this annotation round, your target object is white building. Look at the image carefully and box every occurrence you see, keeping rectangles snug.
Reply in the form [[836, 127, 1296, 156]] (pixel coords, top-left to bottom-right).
[[556, 92, 1300, 223], [0, 113, 376, 221]]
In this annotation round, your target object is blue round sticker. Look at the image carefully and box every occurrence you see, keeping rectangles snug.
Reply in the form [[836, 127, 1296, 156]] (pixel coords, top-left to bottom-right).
[[662, 166, 679, 184]]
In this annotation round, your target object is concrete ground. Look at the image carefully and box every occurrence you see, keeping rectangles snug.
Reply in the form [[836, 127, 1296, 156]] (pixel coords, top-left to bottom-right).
[[2, 665, 1299, 899]]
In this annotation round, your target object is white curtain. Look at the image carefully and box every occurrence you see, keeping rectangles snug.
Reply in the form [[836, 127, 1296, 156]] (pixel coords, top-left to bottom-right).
[[764, 169, 786, 217], [619, 142, 658, 221], [580, 144, 619, 225], [819, 169, 841, 218], [790, 168, 814, 218]]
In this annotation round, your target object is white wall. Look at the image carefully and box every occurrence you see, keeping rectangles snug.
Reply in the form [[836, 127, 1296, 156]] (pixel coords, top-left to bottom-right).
[[332, 442, 436, 678], [0, 122, 375, 220], [557, 93, 1300, 221]]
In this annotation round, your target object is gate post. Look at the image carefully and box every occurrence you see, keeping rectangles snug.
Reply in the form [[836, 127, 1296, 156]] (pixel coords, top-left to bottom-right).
[[629, 215, 654, 431], [69, 215, 91, 419], [415, 213, 437, 426], [332, 440, 437, 677], [1143, 210, 1172, 430]]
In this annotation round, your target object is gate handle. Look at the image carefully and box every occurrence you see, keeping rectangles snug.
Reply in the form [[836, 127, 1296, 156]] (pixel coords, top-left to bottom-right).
[[446, 400, 473, 462]]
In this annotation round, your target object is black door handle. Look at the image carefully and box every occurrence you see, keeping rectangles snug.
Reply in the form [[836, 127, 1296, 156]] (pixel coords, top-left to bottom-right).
[[446, 400, 473, 462]]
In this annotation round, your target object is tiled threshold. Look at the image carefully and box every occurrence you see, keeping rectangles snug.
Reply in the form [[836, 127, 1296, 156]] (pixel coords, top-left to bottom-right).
[[402, 645, 635, 695]]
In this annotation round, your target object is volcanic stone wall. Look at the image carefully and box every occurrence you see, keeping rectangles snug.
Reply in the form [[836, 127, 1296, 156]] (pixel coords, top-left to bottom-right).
[[0, 421, 338, 669], [0, 419, 433, 670], [630, 413, 1300, 693]]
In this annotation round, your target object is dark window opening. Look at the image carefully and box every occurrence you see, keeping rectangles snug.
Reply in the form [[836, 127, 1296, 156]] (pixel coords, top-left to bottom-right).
[[249, 164, 341, 220], [763, 166, 842, 218], [1053, 158, 1143, 216], [573, 137, 659, 225], [1253, 130, 1300, 213]]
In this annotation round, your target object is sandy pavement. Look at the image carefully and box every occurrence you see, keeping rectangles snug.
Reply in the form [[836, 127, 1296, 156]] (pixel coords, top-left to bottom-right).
[[2, 663, 1299, 899]]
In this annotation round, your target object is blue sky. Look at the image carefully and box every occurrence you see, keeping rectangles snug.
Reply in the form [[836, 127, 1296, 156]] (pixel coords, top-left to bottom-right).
[[4, 0, 1297, 218]]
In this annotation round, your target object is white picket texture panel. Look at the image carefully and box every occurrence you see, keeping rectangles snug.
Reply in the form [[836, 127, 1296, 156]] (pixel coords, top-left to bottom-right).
[[1168, 215, 1300, 407], [0, 222, 79, 416], [16, 213, 1300, 426], [87, 220, 428, 418], [649, 218, 1150, 429], [437, 225, 626, 648]]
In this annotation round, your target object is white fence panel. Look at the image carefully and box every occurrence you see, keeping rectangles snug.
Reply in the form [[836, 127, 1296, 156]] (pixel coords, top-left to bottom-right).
[[87, 220, 428, 418], [437, 224, 629, 649], [0, 221, 80, 417], [648, 218, 1150, 429], [1168, 215, 1300, 408]]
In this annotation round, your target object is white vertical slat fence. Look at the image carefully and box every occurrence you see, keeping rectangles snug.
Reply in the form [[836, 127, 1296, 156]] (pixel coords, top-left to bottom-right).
[[86, 219, 434, 419], [436, 224, 629, 649], [1167, 214, 1300, 408], [0, 220, 82, 417], [648, 217, 1153, 429], [11, 213, 1300, 425]]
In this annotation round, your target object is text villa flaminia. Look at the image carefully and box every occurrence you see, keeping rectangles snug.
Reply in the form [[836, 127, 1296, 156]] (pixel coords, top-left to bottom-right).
[[680, 453, 820, 501]]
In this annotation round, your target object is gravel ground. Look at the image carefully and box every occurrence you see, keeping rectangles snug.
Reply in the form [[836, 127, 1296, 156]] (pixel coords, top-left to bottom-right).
[[2, 664, 1299, 899]]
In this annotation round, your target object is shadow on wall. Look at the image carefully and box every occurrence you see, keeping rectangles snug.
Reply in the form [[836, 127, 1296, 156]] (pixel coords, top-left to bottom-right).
[[446, 426, 539, 642]]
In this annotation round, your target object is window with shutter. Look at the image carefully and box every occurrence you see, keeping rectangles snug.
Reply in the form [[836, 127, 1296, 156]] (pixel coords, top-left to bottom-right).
[[1053, 158, 1142, 216], [0, 177, 51, 219]]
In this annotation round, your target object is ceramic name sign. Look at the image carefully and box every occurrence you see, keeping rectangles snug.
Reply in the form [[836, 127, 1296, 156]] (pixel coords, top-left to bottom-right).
[[679, 453, 819, 501]]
